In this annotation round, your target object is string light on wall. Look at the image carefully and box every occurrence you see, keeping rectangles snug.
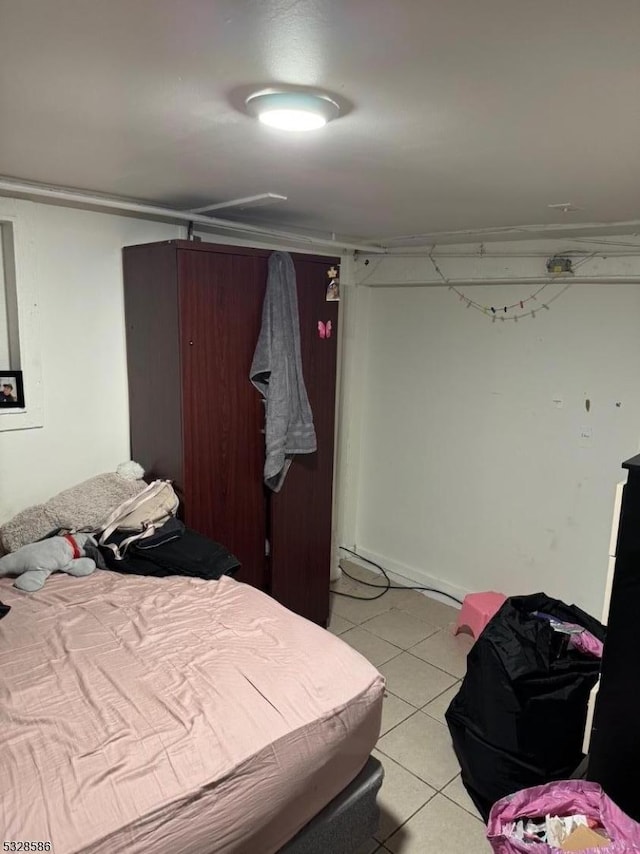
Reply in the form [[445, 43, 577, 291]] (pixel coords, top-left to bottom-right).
[[447, 280, 556, 322], [429, 252, 589, 322], [353, 250, 612, 321]]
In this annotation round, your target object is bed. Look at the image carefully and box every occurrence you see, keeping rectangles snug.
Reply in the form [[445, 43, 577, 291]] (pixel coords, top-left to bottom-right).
[[0, 571, 384, 853]]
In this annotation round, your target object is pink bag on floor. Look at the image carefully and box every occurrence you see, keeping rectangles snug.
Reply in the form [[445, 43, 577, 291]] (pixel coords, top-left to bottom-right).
[[487, 780, 640, 853]]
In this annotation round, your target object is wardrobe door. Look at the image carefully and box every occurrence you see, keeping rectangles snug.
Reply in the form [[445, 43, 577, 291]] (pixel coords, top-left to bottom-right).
[[124, 243, 184, 486], [269, 256, 339, 625], [178, 248, 268, 590]]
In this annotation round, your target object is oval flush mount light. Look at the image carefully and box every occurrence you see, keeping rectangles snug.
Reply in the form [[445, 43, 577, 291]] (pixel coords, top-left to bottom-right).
[[245, 89, 340, 132]]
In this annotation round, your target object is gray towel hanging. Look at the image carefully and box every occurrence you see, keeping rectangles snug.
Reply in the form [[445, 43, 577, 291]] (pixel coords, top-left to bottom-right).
[[250, 251, 317, 491]]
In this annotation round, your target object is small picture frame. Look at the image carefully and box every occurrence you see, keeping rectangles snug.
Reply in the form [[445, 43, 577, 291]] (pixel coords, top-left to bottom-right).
[[326, 265, 340, 301], [0, 371, 25, 408]]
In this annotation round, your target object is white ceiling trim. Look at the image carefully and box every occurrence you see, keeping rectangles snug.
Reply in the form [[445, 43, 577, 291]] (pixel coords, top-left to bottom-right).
[[0, 178, 385, 254], [365, 276, 640, 288], [373, 219, 640, 247]]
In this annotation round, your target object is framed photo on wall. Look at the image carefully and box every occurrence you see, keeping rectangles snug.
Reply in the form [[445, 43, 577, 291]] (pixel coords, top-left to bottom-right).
[[0, 371, 25, 408]]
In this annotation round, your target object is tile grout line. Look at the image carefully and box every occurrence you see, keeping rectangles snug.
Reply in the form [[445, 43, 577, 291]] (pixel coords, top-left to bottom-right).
[[374, 785, 439, 846], [377, 650, 463, 696], [402, 645, 467, 681], [340, 630, 406, 668], [377, 682, 459, 739], [375, 736, 454, 791], [358, 607, 443, 632], [352, 616, 467, 679], [437, 769, 464, 791], [344, 626, 464, 683], [384, 688, 420, 709], [377, 783, 484, 849], [438, 789, 485, 824], [376, 707, 424, 742], [357, 625, 442, 651], [360, 603, 454, 631], [343, 583, 479, 850], [345, 625, 406, 654], [419, 678, 460, 710], [392, 605, 451, 630], [380, 794, 486, 854], [379, 649, 405, 667], [373, 788, 440, 851]]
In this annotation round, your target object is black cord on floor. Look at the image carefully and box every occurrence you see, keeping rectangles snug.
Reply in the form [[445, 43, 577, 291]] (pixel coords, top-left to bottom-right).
[[330, 546, 463, 606], [330, 554, 391, 601]]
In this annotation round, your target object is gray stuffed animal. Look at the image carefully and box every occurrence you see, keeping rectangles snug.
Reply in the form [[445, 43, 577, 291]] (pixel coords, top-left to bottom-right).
[[0, 533, 98, 592]]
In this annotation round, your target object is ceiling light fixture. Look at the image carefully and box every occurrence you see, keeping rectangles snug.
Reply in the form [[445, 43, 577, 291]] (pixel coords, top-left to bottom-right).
[[245, 90, 340, 132]]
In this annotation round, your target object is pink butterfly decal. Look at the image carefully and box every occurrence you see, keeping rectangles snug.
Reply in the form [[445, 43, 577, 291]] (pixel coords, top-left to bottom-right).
[[318, 320, 332, 339]]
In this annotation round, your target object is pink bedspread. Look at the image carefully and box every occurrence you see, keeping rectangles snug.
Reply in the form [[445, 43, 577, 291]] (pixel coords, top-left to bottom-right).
[[0, 572, 383, 853]]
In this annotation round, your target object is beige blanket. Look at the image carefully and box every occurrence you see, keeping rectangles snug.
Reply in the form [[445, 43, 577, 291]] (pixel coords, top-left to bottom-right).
[[0, 472, 145, 552]]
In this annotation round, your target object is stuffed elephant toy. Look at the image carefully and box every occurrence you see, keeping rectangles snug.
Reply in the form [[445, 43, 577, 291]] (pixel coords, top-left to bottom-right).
[[0, 533, 98, 592]]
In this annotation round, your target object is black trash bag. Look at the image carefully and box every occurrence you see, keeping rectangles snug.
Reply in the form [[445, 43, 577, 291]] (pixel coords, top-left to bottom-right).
[[445, 593, 605, 822]]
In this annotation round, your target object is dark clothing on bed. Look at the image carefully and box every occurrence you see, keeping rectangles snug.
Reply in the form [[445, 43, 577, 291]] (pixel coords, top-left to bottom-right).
[[0, 601, 10, 620], [99, 527, 241, 581]]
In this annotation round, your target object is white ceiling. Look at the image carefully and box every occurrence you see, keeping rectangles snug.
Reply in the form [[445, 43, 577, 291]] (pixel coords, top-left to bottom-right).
[[1, 0, 640, 244]]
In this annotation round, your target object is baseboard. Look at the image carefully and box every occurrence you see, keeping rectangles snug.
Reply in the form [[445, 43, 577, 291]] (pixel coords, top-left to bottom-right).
[[341, 546, 467, 609]]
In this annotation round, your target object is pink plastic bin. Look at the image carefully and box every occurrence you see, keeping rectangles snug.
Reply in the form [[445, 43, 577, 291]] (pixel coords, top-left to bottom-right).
[[453, 591, 507, 642]]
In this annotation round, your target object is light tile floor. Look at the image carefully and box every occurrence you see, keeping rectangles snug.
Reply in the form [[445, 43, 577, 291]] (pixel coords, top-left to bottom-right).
[[330, 562, 490, 853]]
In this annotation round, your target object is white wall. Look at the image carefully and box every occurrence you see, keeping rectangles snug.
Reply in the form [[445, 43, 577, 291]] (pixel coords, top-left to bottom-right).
[[4, 196, 636, 618], [0, 198, 347, 538], [0, 199, 183, 524], [0, 235, 8, 367], [345, 244, 640, 616]]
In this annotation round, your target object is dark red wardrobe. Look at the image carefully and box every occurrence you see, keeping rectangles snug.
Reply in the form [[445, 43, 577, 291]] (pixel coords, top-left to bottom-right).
[[122, 240, 339, 625]]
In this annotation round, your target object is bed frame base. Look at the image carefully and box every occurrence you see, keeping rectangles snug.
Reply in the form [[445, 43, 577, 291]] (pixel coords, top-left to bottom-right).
[[280, 756, 384, 854]]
